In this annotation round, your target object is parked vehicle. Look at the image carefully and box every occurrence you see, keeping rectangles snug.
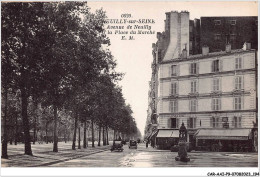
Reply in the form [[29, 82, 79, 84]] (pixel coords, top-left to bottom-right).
[[111, 140, 124, 152], [137, 138, 140, 144], [129, 140, 137, 149], [121, 140, 126, 145]]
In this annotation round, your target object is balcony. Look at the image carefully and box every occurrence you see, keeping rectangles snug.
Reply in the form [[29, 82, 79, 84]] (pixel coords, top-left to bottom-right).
[[188, 92, 199, 97], [169, 94, 179, 98], [210, 91, 222, 96]]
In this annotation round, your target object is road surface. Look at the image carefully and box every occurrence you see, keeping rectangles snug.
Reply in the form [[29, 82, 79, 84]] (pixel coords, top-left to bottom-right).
[[49, 143, 258, 167]]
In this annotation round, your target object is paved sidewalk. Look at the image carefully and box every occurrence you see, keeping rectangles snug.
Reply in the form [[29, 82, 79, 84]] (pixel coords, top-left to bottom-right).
[[1, 141, 111, 167]]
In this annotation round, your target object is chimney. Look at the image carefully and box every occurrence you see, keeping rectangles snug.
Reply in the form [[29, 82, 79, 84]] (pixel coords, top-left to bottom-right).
[[202, 45, 209, 56], [242, 42, 251, 50], [226, 43, 231, 53]]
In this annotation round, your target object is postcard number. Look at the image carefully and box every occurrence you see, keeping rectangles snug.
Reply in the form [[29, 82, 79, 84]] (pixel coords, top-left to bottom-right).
[[121, 14, 131, 18]]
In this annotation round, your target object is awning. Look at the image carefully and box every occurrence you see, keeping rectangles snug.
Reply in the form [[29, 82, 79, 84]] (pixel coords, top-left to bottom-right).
[[156, 129, 179, 138], [195, 129, 251, 140]]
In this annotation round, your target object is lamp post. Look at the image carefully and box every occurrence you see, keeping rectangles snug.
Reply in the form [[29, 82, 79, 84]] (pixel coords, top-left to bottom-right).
[[175, 122, 190, 162]]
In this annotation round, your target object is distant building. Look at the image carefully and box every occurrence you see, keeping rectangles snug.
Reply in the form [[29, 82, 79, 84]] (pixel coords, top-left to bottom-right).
[[200, 17, 258, 52], [145, 11, 258, 152]]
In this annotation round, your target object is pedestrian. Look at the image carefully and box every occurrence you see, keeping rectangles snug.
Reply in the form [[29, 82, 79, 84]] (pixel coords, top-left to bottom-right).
[[146, 141, 148, 148]]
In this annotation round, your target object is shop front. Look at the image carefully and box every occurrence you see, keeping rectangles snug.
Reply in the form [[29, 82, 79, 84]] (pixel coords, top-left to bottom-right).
[[194, 128, 253, 152], [155, 129, 179, 149]]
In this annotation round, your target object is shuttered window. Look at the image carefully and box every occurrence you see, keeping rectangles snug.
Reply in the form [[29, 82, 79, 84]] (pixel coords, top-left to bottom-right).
[[169, 100, 178, 113], [170, 118, 179, 128], [234, 97, 242, 110], [235, 76, 242, 90], [212, 117, 220, 128], [187, 117, 196, 128], [190, 99, 197, 112], [171, 65, 177, 76], [170, 82, 177, 95], [212, 60, 219, 72], [212, 98, 221, 111], [213, 78, 220, 91], [191, 80, 197, 93], [233, 116, 242, 128], [190, 63, 197, 74], [235, 57, 242, 70]]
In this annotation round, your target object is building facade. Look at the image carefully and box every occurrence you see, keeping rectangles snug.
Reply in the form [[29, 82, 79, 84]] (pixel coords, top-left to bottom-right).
[[146, 10, 258, 151], [200, 17, 258, 52]]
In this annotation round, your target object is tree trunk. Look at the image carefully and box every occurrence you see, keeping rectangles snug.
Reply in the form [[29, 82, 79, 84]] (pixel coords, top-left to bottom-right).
[[53, 104, 58, 152], [91, 119, 95, 147], [45, 123, 48, 144], [1, 86, 8, 158], [21, 87, 32, 155], [15, 114, 18, 145], [33, 99, 37, 145], [102, 126, 106, 146], [72, 112, 78, 150], [114, 130, 116, 140], [106, 126, 109, 145], [78, 124, 81, 149], [83, 120, 87, 148], [10, 129, 13, 145], [64, 126, 67, 143], [98, 125, 101, 146]]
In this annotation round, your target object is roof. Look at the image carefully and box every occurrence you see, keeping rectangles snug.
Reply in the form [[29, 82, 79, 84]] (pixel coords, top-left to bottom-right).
[[195, 129, 251, 140], [160, 49, 255, 64], [156, 129, 179, 138]]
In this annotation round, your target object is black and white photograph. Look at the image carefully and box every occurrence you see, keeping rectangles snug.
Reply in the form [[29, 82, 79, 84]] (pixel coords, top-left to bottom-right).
[[1, 1, 259, 176]]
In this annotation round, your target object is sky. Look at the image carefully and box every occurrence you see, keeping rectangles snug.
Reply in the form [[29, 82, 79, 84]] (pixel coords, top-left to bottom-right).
[[87, 1, 258, 136]]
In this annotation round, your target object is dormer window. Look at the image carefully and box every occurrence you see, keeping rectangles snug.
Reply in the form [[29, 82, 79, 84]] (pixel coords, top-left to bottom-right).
[[214, 20, 221, 25], [214, 34, 221, 41], [229, 20, 236, 25]]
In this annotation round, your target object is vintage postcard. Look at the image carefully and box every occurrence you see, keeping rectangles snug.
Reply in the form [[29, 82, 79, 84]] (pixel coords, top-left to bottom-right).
[[1, 1, 259, 176]]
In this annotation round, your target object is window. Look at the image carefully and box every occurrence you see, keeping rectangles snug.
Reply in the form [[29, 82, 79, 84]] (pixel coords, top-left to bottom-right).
[[233, 116, 242, 128], [229, 20, 236, 25], [214, 20, 221, 25], [190, 63, 198, 74], [212, 98, 221, 111], [213, 78, 220, 91], [158, 50, 162, 61], [212, 117, 220, 128], [212, 60, 219, 72], [188, 117, 196, 128], [235, 76, 243, 90], [170, 118, 178, 128], [169, 100, 178, 113], [234, 97, 242, 110], [235, 57, 242, 69], [170, 82, 177, 95], [214, 34, 221, 41], [230, 34, 236, 41], [190, 99, 197, 112], [190, 80, 197, 93], [171, 65, 177, 76]]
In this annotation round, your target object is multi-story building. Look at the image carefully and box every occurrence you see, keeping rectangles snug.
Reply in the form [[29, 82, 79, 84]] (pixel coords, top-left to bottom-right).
[[200, 17, 258, 53], [148, 10, 258, 151], [144, 42, 160, 144]]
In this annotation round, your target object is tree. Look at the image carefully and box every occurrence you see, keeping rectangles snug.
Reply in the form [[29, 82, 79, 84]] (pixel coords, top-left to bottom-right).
[[1, 2, 49, 155]]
